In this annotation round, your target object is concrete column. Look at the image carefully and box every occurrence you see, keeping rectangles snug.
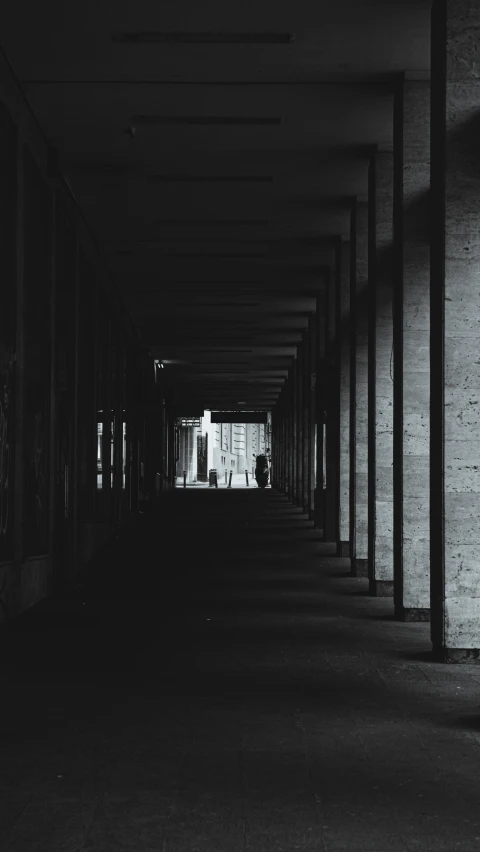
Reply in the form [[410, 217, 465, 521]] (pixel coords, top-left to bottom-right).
[[283, 378, 289, 494], [281, 389, 287, 492], [275, 391, 282, 491], [277, 390, 284, 491], [302, 330, 310, 511], [275, 392, 284, 491], [337, 238, 351, 555], [286, 386, 290, 495], [300, 340, 306, 508], [13, 129, 25, 568], [431, 0, 480, 659], [314, 292, 326, 529], [300, 334, 305, 507], [289, 365, 296, 501], [291, 356, 297, 502], [287, 372, 293, 498], [308, 314, 317, 518], [393, 79, 431, 621], [369, 151, 394, 596], [325, 251, 340, 543], [296, 343, 303, 505], [351, 200, 369, 576]]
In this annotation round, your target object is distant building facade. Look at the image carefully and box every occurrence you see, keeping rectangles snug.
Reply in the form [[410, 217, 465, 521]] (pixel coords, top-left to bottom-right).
[[176, 411, 271, 484]]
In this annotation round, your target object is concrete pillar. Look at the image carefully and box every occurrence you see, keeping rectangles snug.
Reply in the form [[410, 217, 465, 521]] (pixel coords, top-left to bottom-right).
[[286, 372, 293, 498], [337, 238, 351, 555], [314, 292, 326, 530], [325, 251, 340, 543], [308, 314, 317, 518], [431, 0, 480, 659], [280, 389, 287, 492], [302, 330, 310, 511], [14, 129, 25, 568], [351, 200, 369, 576], [300, 334, 307, 510], [296, 343, 303, 506], [275, 393, 281, 490], [285, 383, 290, 495], [289, 366, 295, 500], [393, 78, 431, 621], [274, 394, 283, 491], [281, 393, 287, 492], [291, 357, 297, 502], [368, 151, 394, 596]]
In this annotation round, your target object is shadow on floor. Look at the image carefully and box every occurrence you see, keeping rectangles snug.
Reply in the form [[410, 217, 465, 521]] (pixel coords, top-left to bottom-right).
[[2, 489, 480, 851]]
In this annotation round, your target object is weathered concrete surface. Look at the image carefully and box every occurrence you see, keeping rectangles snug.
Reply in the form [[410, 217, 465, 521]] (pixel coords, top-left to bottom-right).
[[286, 374, 293, 497], [308, 315, 317, 518], [302, 330, 311, 513], [396, 80, 431, 620], [289, 365, 296, 500], [296, 344, 304, 506], [325, 253, 339, 544], [316, 291, 327, 532], [3, 490, 480, 851], [431, 1, 480, 653], [338, 238, 351, 551], [370, 151, 394, 596], [352, 201, 369, 576]]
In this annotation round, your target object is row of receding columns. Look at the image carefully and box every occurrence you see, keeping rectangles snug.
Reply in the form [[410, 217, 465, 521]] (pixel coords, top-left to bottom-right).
[[272, 292, 320, 523], [272, 0, 480, 661]]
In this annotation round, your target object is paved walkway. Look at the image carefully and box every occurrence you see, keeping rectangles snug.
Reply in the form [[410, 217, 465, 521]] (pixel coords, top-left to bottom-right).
[[2, 489, 480, 851], [176, 472, 267, 488]]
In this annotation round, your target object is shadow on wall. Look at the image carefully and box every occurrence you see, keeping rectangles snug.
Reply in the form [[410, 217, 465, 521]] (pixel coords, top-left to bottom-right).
[[332, 187, 431, 351], [344, 96, 480, 331], [447, 110, 480, 180]]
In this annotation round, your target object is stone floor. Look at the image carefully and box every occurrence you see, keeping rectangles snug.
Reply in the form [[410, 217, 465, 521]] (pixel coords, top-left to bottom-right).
[[2, 489, 480, 851], [175, 472, 265, 488]]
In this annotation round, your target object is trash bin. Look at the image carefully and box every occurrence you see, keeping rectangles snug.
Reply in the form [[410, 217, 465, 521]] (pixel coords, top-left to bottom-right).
[[209, 469, 217, 487]]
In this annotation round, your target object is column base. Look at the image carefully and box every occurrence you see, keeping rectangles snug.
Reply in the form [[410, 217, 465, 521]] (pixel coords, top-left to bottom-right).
[[441, 648, 480, 664], [396, 606, 430, 623], [337, 541, 350, 558], [351, 558, 368, 578], [369, 580, 394, 597]]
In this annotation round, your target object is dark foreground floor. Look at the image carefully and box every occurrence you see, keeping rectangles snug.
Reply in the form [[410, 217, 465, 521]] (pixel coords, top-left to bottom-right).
[[2, 489, 480, 851]]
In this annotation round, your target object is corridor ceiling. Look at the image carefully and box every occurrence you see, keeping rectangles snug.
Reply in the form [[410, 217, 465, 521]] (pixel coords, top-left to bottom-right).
[[1, 0, 431, 413]]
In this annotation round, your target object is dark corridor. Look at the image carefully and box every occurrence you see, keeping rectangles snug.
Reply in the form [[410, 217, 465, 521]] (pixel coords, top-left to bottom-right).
[[2, 489, 480, 851]]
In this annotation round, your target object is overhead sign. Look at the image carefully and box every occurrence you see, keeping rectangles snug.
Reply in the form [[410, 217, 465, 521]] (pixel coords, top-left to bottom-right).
[[178, 418, 201, 427], [210, 411, 268, 424]]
